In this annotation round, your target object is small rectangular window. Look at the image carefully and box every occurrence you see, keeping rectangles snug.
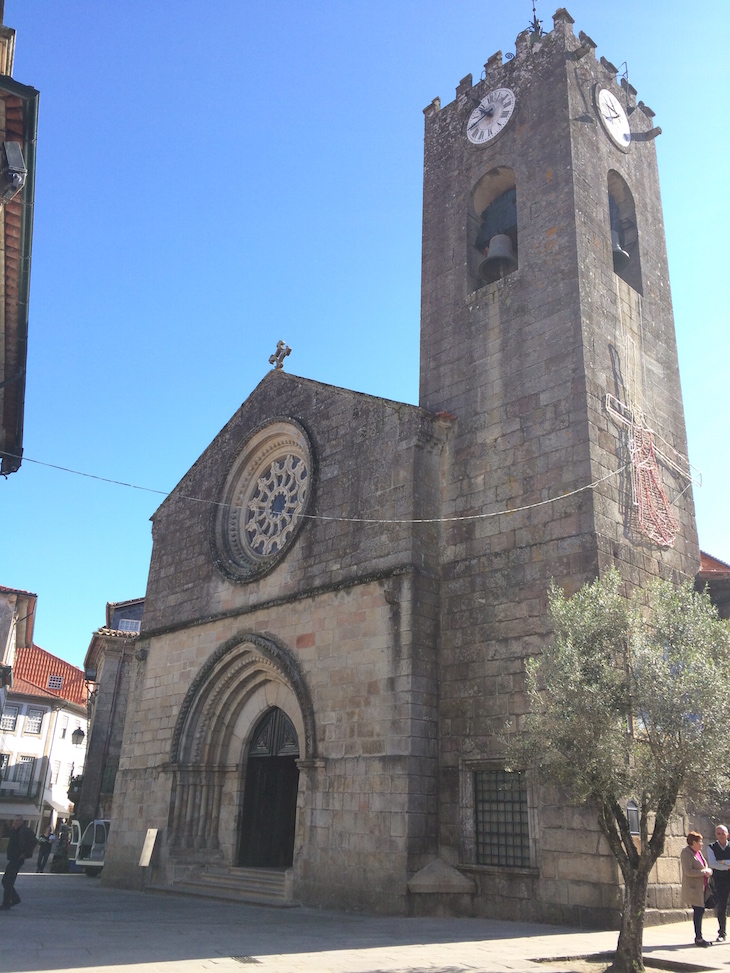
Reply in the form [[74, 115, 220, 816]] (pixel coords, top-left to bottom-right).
[[0, 753, 9, 780], [118, 618, 141, 633], [59, 715, 68, 739], [25, 708, 44, 734], [51, 759, 60, 785], [475, 769, 531, 867], [0, 705, 19, 732], [47, 674, 63, 690]]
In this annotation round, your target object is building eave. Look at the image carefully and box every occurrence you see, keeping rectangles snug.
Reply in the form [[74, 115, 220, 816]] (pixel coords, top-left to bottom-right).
[[0, 74, 38, 475]]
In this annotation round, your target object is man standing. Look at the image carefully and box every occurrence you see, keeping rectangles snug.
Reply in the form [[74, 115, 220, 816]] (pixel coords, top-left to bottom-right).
[[1, 815, 37, 909], [707, 825, 730, 942]]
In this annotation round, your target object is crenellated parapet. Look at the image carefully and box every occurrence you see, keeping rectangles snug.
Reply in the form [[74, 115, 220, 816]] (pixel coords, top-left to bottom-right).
[[423, 7, 659, 138]]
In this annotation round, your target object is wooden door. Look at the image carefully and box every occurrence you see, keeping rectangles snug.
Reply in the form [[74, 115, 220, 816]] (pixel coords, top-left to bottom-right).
[[238, 708, 300, 868]]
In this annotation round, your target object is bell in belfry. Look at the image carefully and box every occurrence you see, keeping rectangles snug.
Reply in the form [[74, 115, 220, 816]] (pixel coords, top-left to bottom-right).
[[609, 194, 630, 271], [480, 233, 518, 279]]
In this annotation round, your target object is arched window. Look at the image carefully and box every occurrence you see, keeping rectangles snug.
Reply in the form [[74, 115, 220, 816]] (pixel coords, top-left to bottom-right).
[[626, 799, 640, 835], [607, 171, 642, 294], [469, 166, 518, 290]]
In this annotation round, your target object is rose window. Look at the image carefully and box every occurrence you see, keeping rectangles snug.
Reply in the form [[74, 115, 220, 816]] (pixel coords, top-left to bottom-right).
[[244, 454, 309, 556], [213, 420, 314, 582]]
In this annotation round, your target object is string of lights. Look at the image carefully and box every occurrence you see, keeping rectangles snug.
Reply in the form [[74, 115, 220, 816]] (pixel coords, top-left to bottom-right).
[[2, 449, 631, 526]]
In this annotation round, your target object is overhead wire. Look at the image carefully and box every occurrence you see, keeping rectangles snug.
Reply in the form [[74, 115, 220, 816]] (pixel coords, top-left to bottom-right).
[[1, 449, 628, 526]]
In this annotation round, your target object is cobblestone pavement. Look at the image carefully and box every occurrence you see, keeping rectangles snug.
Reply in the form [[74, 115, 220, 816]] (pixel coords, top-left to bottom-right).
[[1, 873, 729, 973]]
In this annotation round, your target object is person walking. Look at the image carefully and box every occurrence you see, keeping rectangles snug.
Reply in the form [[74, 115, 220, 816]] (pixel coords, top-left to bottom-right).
[[35, 826, 54, 873], [1, 815, 37, 909], [681, 831, 714, 947], [707, 825, 730, 942]]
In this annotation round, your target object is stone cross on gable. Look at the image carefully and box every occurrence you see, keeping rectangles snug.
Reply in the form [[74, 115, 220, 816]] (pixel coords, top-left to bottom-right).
[[269, 340, 291, 370]]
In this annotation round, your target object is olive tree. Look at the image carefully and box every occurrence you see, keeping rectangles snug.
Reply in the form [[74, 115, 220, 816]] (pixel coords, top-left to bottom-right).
[[508, 568, 730, 973]]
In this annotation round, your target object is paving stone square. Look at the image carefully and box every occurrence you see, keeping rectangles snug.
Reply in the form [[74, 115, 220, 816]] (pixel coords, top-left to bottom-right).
[[1, 874, 728, 973]]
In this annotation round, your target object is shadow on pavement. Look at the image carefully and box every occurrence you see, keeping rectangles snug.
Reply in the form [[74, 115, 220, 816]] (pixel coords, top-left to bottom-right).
[[0, 872, 593, 973]]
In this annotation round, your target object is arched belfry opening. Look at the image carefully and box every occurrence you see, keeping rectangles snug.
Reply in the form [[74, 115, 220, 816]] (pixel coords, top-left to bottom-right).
[[238, 707, 300, 868], [469, 166, 518, 290], [608, 170, 642, 294], [168, 634, 315, 863]]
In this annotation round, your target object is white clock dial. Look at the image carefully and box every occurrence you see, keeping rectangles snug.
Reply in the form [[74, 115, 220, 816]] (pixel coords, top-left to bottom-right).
[[597, 88, 631, 150], [466, 87, 516, 145]]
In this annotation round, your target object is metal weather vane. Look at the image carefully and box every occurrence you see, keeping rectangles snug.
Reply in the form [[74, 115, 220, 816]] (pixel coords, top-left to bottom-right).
[[529, 0, 543, 38]]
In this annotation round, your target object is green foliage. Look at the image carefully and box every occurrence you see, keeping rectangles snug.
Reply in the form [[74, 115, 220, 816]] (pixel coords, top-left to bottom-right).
[[513, 568, 730, 972], [67, 774, 83, 806], [513, 568, 730, 817]]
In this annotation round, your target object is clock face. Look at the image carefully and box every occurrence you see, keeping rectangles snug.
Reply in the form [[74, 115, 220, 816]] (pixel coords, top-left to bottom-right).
[[597, 88, 631, 150], [466, 88, 516, 145]]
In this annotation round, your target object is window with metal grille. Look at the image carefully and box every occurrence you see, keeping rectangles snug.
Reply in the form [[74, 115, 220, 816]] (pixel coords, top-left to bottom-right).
[[475, 769, 530, 867], [48, 674, 63, 690], [25, 708, 44, 734], [14, 755, 34, 784], [0, 705, 19, 732]]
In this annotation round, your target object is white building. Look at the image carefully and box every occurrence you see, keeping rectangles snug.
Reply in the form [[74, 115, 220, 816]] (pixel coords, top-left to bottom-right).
[[0, 644, 87, 836], [0, 584, 37, 715]]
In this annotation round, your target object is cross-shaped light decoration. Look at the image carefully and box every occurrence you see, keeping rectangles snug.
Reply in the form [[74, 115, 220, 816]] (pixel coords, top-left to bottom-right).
[[604, 392, 700, 548], [269, 340, 291, 370]]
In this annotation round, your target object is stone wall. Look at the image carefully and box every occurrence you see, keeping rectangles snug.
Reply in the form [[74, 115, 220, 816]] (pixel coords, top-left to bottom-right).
[[77, 637, 136, 826], [418, 10, 699, 923], [104, 11, 701, 926], [104, 372, 445, 912]]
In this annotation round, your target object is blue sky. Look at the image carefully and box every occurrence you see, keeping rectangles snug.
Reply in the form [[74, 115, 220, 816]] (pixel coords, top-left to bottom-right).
[[1, 0, 727, 668]]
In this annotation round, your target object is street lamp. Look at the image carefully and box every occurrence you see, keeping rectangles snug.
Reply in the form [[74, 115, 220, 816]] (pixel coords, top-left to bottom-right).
[[71, 727, 85, 746]]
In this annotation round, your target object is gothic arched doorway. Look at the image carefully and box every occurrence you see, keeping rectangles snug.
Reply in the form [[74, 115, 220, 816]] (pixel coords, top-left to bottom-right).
[[238, 707, 300, 868]]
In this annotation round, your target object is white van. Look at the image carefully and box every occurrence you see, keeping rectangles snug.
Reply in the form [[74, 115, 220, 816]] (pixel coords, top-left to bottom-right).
[[72, 819, 110, 877], [67, 819, 82, 863]]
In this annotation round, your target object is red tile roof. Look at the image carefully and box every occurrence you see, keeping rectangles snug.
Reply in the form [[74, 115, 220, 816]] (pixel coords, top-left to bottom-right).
[[699, 552, 730, 577], [9, 675, 59, 699], [0, 584, 37, 597], [13, 644, 87, 707]]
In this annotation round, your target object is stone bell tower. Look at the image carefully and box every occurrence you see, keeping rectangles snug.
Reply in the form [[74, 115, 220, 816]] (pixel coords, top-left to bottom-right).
[[419, 9, 700, 924]]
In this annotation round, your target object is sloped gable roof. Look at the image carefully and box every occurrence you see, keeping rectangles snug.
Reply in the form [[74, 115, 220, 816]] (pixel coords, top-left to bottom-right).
[[0, 584, 36, 597], [154, 368, 431, 518], [699, 552, 730, 577], [14, 644, 87, 707]]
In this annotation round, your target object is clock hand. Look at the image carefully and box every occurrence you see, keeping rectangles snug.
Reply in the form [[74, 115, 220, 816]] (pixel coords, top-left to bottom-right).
[[469, 110, 494, 131]]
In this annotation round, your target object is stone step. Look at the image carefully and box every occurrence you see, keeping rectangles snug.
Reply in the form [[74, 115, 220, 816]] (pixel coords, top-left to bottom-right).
[[168, 864, 298, 908], [644, 908, 692, 927]]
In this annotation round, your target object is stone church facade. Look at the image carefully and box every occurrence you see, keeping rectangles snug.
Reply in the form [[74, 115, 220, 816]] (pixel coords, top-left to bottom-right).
[[104, 10, 701, 926]]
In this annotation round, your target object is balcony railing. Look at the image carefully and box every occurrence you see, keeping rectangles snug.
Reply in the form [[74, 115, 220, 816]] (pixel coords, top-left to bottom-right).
[[0, 780, 44, 802]]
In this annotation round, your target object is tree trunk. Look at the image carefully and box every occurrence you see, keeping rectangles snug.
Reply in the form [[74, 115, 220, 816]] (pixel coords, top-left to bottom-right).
[[612, 870, 650, 973]]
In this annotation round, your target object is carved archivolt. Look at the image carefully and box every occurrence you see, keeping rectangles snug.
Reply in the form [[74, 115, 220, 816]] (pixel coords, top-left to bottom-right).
[[171, 632, 316, 766], [212, 419, 315, 583], [168, 632, 316, 853]]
